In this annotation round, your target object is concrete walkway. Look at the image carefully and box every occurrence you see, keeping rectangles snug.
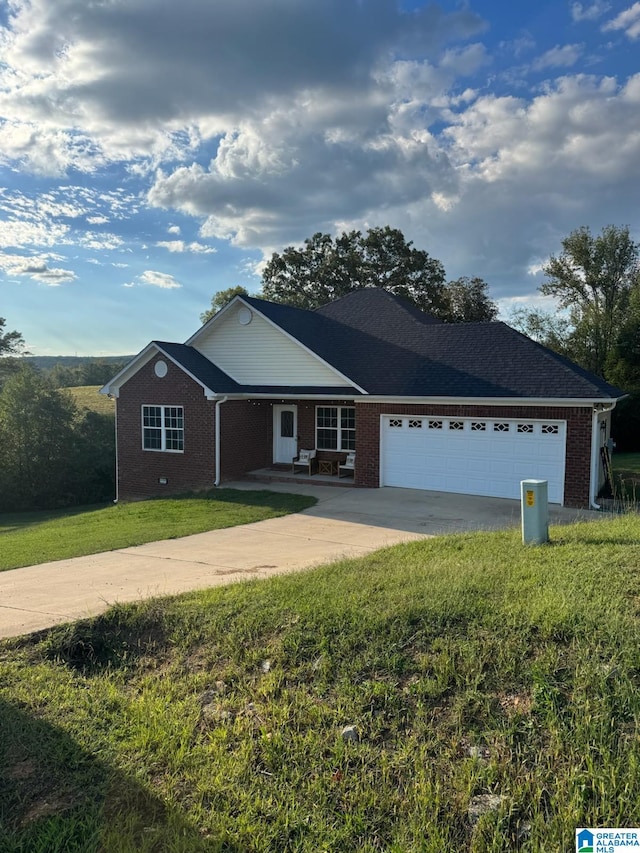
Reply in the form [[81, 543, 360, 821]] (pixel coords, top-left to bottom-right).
[[0, 484, 604, 640]]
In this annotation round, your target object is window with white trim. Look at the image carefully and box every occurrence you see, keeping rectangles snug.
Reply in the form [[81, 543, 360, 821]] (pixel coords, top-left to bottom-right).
[[316, 406, 356, 450], [142, 405, 184, 452]]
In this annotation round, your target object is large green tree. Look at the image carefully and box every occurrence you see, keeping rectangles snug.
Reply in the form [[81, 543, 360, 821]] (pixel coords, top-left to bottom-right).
[[443, 277, 498, 323], [540, 225, 640, 377], [261, 227, 450, 316], [200, 286, 249, 325], [0, 367, 115, 511], [0, 367, 78, 510]]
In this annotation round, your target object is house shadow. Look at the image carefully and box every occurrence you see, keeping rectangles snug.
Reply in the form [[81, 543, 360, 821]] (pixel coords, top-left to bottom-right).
[[0, 697, 239, 853]]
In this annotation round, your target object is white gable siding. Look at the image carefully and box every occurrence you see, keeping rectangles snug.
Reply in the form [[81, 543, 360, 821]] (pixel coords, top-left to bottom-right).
[[194, 302, 352, 387]]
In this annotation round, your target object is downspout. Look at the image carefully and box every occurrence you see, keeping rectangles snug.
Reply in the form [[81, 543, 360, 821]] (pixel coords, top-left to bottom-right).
[[112, 395, 119, 504], [214, 396, 228, 486], [589, 401, 617, 510]]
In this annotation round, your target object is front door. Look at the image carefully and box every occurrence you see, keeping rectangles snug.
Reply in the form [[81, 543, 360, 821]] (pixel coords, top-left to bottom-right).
[[273, 405, 298, 464]]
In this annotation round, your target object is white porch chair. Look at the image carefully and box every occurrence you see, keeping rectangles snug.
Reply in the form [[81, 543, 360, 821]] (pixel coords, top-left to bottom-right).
[[292, 449, 317, 475]]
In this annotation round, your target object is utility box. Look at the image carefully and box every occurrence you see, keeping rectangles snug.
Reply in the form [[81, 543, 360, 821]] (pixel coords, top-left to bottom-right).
[[521, 479, 549, 545]]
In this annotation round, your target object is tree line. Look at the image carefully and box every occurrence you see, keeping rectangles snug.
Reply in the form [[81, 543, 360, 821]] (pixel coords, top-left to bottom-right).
[[201, 226, 499, 324], [509, 225, 640, 450], [0, 320, 117, 512]]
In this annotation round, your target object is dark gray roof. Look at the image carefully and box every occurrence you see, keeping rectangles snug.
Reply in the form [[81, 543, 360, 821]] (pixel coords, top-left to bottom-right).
[[140, 289, 624, 401], [240, 290, 624, 399], [155, 342, 241, 393]]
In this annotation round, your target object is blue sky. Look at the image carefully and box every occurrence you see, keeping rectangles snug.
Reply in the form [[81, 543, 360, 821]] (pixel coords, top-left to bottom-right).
[[1, 0, 639, 355]]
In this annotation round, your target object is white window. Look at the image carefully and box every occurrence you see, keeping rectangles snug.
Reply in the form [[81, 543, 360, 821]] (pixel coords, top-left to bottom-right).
[[142, 405, 184, 452], [316, 406, 356, 450]]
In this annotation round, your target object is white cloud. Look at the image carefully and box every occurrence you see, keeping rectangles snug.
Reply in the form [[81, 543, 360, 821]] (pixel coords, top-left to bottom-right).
[[1, 0, 639, 313], [0, 0, 485, 175], [533, 44, 583, 70], [603, 2, 640, 38], [0, 218, 69, 249], [79, 233, 123, 251], [139, 270, 182, 289], [156, 240, 216, 254], [0, 251, 76, 284], [571, 1, 611, 22]]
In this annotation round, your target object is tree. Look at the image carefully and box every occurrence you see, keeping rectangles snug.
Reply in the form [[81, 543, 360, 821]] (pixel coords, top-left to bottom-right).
[[0, 367, 115, 511], [541, 225, 640, 377], [0, 367, 78, 510], [0, 316, 25, 357], [261, 227, 450, 316], [507, 307, 571, 354], [0, 316, 27, 385], [200, 286, 249, 325], [443, 277, 498, 323]]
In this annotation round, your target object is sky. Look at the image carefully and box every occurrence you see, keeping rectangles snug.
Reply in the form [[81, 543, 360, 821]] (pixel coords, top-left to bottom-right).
[[1, 0, 640, 356]]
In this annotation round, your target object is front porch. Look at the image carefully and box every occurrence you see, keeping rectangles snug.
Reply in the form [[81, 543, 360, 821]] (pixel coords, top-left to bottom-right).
[[242, 465, 356, 488]]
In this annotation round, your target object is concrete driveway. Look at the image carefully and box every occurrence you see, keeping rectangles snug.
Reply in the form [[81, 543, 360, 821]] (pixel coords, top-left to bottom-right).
[[0, 484, 603, 640]]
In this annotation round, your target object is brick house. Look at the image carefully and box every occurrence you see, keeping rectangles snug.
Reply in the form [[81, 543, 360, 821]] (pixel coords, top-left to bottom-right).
[[101, 288, 624, 507]]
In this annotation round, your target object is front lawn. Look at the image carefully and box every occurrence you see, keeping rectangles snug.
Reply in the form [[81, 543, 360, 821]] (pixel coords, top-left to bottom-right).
[[1, 515, 640, 851], [0, 489, 316, 572]]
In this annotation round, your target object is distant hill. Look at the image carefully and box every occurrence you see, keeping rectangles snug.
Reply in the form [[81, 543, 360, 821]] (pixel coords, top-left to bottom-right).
[[24, 355, 133, 370]]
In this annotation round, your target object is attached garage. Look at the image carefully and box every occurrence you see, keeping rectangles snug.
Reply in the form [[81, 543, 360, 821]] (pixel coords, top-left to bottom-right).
[[380, 415, 567, 504]]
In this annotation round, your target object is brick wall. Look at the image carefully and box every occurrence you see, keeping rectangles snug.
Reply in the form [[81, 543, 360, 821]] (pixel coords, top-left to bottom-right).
[[117, 354, 216, 500], [354, 402, 594, 508], [220, 400, 271, 480]]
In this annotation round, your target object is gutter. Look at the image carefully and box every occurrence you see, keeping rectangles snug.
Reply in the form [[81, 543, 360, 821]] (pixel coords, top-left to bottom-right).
[[589, 401, 617, 510], [214, 396, 228, 487], [112, 395, 119, 504]]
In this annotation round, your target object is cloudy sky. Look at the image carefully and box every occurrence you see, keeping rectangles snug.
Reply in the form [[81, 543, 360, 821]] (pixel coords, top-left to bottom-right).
[[1, 0, 639, 355]]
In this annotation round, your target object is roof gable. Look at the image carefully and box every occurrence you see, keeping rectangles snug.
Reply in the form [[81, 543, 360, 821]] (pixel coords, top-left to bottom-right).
[[100, 342, 240, 398], [188, 297, 362, 390]]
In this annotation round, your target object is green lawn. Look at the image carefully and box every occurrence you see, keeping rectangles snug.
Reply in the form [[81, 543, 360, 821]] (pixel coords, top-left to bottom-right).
[[0, 490, 316, 572], [2, 514, 640, 852]]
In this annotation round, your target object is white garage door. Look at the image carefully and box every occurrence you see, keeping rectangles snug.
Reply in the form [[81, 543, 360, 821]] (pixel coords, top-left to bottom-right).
[[381, 416, 566, 504]]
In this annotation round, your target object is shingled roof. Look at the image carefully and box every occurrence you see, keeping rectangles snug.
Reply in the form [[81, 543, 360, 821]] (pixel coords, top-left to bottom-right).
[[129, 289, 623, 401], [237, 290, 623, 400]]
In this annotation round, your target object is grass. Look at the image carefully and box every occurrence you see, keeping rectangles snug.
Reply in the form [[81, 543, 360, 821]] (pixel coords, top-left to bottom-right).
[[612, 452, 640, 479], [0, 490, 316, 572], [2, 514, 640, 851], [610, 453, 640, 505], [65, 385, 115, 416]]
